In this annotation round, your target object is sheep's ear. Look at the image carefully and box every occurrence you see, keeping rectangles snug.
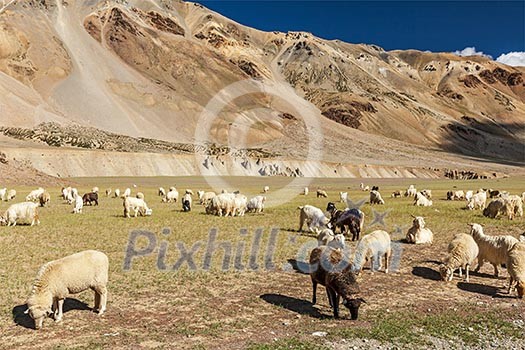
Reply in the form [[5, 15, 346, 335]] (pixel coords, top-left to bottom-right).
[[410, 214, 416, 218], [24, 309, 29, 315]]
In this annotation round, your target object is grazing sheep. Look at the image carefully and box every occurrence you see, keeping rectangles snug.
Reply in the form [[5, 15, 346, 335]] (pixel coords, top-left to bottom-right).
[[507, 242, 525, 298], [352, 230, 391, 274], [414, 192, 432, 207], [263, 186, 270, 193], [469, 223, 518, 277], [91, 187, 99, 193], [369, 190, 385, 205], [61, 187, 70, 200], [182, 193, 192, 212], [25, 250, 108, 329], [298, 205, 329, 232], [439, 233, 479, 282], [72, 195, 83, 214], [6, 189, 16, 201], [26, 188, 45, 202], [405, 185, 417, 197], [122, 188, 131, 198], [391, 190, 402, 198], [162, 188, 179, 203], [82, 192, 99, 206], [113, 189, 120, 198], [317, 189, 328, 198], [0, 202, 40, 226], [105, 188, 112, 197], [200, 191, 216, 206], [467, 191, 487, 210], [158, 187, 166, 197], [339, 192, 348, 203], [38, 192, 51, 207], [123, 197, 152, 218], [197, 190, 205, 200], [0, 188, 6, 201], [309, 246, 364, 319], [233, 194, 247, 216], [447, 190, 464, 200], [483, 198, 511, 219], [405, 216, 433, 244], [360, 183, 370, 191], [465, 190, 474, 202], [506, 195, 523, 219], [420, 189, 432, 199], [247, 195, 265, 213], [302, 187, 309, 195], [136, 192, 145, 200], [207, 193, 236, 217]]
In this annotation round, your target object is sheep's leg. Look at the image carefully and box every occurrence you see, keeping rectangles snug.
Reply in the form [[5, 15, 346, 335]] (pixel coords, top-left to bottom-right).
[[384, 250, 390, 274], [55, 299, 64, 322], [493, 263, 499, 278], [326, 288, 333, 308], [474, 259, 483, 273], [52, 298, 58, 319], [94, 286, 107, 314], [508, 277, 515, 294], [465, 264, 470, 282], [311, 280, 317, 305], [458, 267, 463, 278]]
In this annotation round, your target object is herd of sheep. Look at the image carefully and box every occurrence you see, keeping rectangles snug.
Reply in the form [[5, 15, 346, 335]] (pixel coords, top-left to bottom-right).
[[1, 182, 524, 328]]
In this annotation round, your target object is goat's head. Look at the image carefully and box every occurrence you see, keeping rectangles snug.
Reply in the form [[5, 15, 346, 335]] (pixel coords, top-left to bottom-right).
[[342, 298, 366, 320]]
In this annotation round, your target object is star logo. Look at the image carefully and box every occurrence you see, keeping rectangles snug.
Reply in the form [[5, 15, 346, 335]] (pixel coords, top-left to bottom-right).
[[346, 197, 367, 210], [367, 208, 391, 228], [392, 224, 410, 239]]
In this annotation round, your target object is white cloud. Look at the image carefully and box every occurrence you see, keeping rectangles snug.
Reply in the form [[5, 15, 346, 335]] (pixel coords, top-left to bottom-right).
[[453, 47, 492, 59], [496, 52, 525, 67]]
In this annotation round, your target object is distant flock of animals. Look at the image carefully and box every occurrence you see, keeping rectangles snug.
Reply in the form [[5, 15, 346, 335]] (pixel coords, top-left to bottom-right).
[[0, 182, 523, 327]]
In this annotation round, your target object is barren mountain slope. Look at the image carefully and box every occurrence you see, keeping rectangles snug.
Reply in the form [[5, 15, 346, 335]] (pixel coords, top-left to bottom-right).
[[0, 0, 523, 179]]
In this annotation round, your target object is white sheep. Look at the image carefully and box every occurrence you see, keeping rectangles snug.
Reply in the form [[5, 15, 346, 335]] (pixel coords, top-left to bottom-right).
[[439, 233, 479, 282], [26, 187, 45, 202], [302, 187, 309, 195], [25, 250, 108, 329], [197, 190, 205, 200], [0, 188, 6, 201], [185, 189, 194, 196], [405, 216, 433, 244], [39, 191, 51, 207], [414, 192, 432, 206], [420, 189, 432, 199], [91, 187, 99, 193], [507, 242, 525, 298], [405, 185, 417, 197], [465, 190, 474, 202], [369, 190, 385, 205], [298, 205, 329, 232], [339, 192, 348, 203], [123, 196, 152, 218], [162, 188, 179, 203], [200, 191, 216, 206], [506, 195, 523, 219], [360, 183, 370, 191], [207, 193, 236, 216], [0, 202, 40, 226], [182, 192, 192, 212], [317, 189, 328, 198], [158, 187, 166, 197], [105, 188, 112, 197], [114, 188, 120, 198], [467, 191, 486, 210], [72, 195, 83, 214], [6, 189, 16, 201], [122, 188, 131, 198], [469, 223, 518, 277], [352, 230, 391, 274], [263, 186, 270, 193], [247, 195, 265, 213], [233, 194, 247, 216], [136, 192, 145, 200]]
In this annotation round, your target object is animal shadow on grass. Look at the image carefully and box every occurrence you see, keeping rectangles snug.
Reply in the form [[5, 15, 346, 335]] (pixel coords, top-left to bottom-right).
[[457, 282, 513, 298], [13, 298, 91, 329], [260, 294, 328, 319], [412, 266, 442, 281]]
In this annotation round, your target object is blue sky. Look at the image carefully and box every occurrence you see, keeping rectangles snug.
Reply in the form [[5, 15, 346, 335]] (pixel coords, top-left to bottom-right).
[[197, 1, 525, 62]]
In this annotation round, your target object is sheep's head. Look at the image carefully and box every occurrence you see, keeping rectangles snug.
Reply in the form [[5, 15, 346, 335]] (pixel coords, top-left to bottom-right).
[[413, 216, 425, 228], [145, 208, 152, 216], [468, 223, 483, 236], [0, 216, 6, 226], [439, 264, 453, 281], [24, 305, 52, 330], [326, 202, 336, 212], [342, 298, 366, 320]]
